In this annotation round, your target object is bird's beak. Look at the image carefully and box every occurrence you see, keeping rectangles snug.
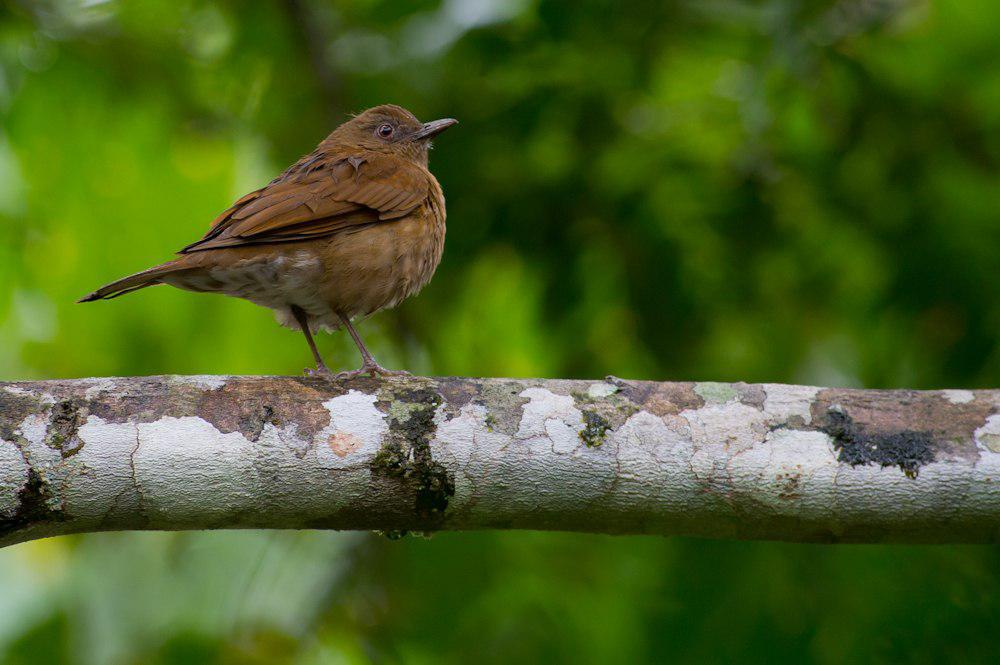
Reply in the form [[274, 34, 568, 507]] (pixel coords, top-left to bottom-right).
[[411, 118, 458, 141]]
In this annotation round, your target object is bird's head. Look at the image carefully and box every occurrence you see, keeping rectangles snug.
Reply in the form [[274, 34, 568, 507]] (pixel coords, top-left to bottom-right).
[[324, 104, 457, 165]]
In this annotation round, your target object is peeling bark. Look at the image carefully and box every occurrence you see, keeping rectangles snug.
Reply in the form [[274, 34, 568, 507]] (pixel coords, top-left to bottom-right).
[[1, 375, 998, 546]]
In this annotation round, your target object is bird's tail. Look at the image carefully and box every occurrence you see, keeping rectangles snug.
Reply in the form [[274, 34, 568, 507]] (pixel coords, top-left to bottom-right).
[[77, 261, 184, 303]]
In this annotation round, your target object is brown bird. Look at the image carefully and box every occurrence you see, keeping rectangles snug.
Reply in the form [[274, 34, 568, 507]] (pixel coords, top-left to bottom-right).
[[79, 104, 456, 378]]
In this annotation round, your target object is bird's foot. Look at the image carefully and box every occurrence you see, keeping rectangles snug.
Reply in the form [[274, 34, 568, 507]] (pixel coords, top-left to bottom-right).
[[368, 365, 410, 378], [304, 362, 409, 381], [361, 360, 410, 378], [304, 365, 334, 379], [333, 361, 410, 380], [328, 367, 369, 380]]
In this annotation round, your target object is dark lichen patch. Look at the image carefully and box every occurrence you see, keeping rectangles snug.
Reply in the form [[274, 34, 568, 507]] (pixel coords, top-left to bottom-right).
[[475, 381, 529, 437], [0, 468, 64, 534], [811, 387, 992, 463], [47, 400, 86, 457], [570, 387, 638, 445], [580, 410, 611, 447], [371, 387, 454, 521], [371, 439, 408, 475], [821, 408, 935, 479], [239, 405, 278, 442]]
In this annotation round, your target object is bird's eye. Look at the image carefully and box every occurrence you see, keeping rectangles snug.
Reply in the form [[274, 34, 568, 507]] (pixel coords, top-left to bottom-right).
[[376, 123, 394, 139]]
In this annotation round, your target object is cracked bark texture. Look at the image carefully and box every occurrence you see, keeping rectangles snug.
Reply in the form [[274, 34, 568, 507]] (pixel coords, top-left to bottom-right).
[[1, 375, 998, 547]]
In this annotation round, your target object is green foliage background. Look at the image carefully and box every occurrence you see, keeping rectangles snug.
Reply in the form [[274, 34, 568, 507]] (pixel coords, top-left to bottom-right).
[[0, 0, 998, 662]]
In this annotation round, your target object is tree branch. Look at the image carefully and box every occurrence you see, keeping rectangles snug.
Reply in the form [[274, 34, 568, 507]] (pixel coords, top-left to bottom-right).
[[1, 375, 997, 547]]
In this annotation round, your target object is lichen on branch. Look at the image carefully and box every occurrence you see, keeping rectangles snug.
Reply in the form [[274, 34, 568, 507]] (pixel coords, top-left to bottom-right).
[[1, 376, 998, 547]]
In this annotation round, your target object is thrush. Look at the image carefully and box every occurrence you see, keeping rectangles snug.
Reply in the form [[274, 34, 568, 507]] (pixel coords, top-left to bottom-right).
[[79, 104, 457, 379]]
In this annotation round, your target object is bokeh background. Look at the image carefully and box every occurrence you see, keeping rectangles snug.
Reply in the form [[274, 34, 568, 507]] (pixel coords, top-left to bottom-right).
[[1, 0, 998, 662]]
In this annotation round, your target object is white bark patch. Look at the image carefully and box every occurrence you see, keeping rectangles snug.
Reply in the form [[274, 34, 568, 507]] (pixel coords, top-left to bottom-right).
[[970, 415, 1000, 505], [434, 403, 498, 474], [170, 375, 229, 391], [16, 414, 48, 449], [503, 387, 609, 512], [435, 393, 617, 519], [682, 402, 769, 483], [762, 384, 821, 423], [729, 429, 837, 512], [612, 411, 698, 508], [433, 403, 510, 513], [829, 458, 947, 524], [0, 437, 27, 518], [587, 382, 619, 399], [66, 416, 142, 519], [516, 387, 584, 455], [246, 419, 362, 519], [16, 414, 60, 470], [313, 391, 387, 469], [81, 377, 119, 399], [974, 415, 1000, 456], [2, 385, 55, 404], [274, 421, 310, 459], [942, 389, 975, 405], [134, 417, 256, 524]]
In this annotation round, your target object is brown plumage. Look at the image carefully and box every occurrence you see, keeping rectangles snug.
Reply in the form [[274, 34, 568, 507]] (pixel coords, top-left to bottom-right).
[[79, 104, 457, 378]]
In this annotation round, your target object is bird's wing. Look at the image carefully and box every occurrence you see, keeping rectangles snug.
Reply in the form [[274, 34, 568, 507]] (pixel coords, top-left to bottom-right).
[[180, 152, 430, 253]]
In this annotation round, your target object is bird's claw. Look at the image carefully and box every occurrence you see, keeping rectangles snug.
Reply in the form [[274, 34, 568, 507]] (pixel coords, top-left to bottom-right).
[[331, 368, 369, 380], [305, 363, 409, 381], [358, 362, 410, 379]]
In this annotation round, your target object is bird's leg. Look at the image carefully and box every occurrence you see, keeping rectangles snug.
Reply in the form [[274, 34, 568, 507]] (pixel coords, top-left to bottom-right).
[[335, 312, 409, 379], [291, 305, 332, 377]]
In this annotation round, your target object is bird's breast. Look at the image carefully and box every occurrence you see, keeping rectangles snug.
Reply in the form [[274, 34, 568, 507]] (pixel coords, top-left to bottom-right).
[[316, 197, 445, 317]]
